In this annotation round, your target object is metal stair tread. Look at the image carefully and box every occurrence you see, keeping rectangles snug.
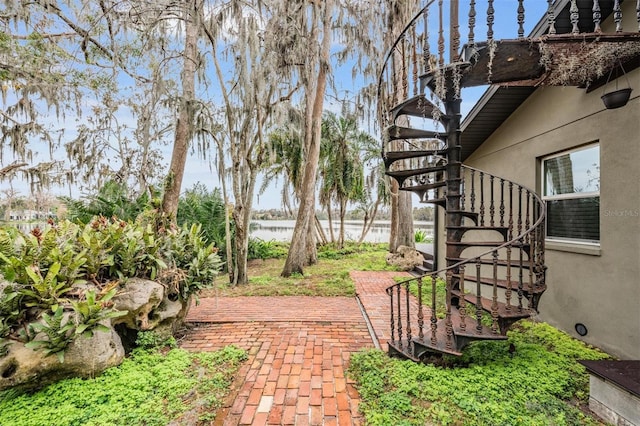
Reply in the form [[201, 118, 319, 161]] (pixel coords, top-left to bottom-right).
[[449, 314, 508, 340], [451, 289, 535, 319], [419, 197, 445, 206], [447, 240, 530, 248], [446, 225, 509, 232], [389, 94, 449, 124], [411, 334, 463, 357], [386, 164, 447, 180], [446, 256, 533, 268], [399, 180, 446, 192], [385, 124, 444, 141], [461, 275, 547, 295], [383, 149, 448, 167], [387, 340, 422, 361], [420, 61, 472, 93]]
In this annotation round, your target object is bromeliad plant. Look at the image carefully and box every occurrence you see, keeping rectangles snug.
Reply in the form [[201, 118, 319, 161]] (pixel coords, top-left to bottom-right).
[[0, 215, 222, 360]]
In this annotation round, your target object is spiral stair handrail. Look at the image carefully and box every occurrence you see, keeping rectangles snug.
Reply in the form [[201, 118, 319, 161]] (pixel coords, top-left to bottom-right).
[[386, 164, 546, 293]]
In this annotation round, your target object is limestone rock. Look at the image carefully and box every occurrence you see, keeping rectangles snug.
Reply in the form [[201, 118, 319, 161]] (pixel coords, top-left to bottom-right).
[[0, 325, 124, 392], [385, 245, 424, 271], [112, 278, 166, 330]]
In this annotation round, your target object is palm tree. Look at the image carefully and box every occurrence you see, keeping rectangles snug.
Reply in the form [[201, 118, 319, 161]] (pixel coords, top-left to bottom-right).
[[319, 111, 373, 247], [261, 112, 306, 217]]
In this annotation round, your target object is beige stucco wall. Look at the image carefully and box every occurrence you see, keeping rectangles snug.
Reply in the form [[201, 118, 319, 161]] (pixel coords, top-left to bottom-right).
[[463, 66, 640, 359]]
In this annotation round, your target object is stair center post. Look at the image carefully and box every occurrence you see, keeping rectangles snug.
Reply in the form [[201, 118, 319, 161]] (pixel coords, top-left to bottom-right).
[[445, 95, 463, 268]]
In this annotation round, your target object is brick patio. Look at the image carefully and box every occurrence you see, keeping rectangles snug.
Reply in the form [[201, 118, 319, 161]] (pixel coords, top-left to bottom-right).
[[179, 272, 403, 425]]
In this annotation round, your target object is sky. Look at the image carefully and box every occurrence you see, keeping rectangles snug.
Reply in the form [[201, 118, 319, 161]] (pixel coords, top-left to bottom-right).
[[1, 0, 551, 211]]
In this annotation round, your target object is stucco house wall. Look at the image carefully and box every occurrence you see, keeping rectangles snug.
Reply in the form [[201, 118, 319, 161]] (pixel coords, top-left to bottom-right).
[[462, 66, 640, 359]]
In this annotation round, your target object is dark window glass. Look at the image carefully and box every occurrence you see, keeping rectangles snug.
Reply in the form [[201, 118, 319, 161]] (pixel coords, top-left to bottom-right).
[[546, 197, 600, 242]]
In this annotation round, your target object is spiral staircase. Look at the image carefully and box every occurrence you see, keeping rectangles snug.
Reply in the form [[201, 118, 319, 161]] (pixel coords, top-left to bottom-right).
[[379, 0, 640, 360]]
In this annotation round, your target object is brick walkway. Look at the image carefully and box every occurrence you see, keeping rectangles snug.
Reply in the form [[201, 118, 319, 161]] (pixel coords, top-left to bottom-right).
[[180, 273, 404, 425]]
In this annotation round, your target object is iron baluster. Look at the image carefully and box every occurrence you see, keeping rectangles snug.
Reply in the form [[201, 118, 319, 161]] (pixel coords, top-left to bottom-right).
[[525, 190, 531, 245], [517, 186, 523, 236], [499, 178, 505, 227], [505, 246, 513, 311], [593, 0, 602, 33], [637, 0, 640, 31], [570, 0, 580, 34], [614, 0, 623, 32], [547, 0, 557, 35], [487, 0, 495, 40], [390, 287, 396, 344], [475, 260, 483, 333], [491, 251, 499, 334], [412, 25, 418, 97], [459, 265, 467, 331], [517, 0, 525, 38], [391, 54, 398, 106], [450, 0, 460, 61], [401, 38, 408, 100], [479, 172, 485, 226], [423, 9, 430, 73], [397, 284, 403, 348], [417, 277, 424, 340], [528, 237, 535, 309], [468, 0, 476, 52], [405, 282, 412, 345], [445, 270, 454, 351], [489, 175, 495, 227], [470, 169, 476, 212], [460, 174, 466, 210], [438, 0, 445, 68], [518, 237, 525, 312], [430, 273, 438, 346], [508, 182, 514, 240]]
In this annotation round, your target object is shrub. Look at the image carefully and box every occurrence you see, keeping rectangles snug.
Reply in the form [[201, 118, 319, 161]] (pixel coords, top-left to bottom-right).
[[0, 217, 222, 360], [247, 238, 287, 260]]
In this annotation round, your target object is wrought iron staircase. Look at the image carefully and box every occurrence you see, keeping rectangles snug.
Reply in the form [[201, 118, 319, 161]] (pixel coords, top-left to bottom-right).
[[379, 0, 640, 360]]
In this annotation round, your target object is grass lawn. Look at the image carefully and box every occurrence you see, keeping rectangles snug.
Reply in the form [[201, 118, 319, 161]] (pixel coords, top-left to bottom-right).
[[202, 242, 397, 297]]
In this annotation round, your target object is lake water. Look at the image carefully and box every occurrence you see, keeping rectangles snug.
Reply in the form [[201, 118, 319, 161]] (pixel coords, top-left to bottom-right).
[[250, 219, 434, 243]]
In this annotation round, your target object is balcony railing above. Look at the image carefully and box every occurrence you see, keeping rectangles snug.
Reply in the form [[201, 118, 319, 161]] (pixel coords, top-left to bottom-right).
[[378, 0, 640, 124]]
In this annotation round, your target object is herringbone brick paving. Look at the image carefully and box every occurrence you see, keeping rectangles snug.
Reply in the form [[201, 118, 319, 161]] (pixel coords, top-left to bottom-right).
[[180, 272, 402, 425]]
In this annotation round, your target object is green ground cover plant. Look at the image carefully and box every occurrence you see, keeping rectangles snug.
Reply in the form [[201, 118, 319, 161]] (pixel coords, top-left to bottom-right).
[[348, 320, 610, 426], [0, 344, 247, 426]]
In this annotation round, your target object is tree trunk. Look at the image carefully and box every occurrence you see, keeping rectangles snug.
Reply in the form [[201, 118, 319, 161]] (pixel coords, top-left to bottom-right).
[[282, 0, 332, 277], [326, 203, 335, 243], [161, 0, 199, 220], [396, 190, 414, 248], [338, 198, 347, 248], [358, 197, 381, 244], [314, 215, 329, 245], [389, 179, 399, 252]]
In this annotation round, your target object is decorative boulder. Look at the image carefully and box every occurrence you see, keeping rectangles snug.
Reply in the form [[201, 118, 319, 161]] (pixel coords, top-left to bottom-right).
[[0, 325, 124, 392], [386, 245, 424, 271], [112, 278, 166, 331], [111, 278, 190, 336]]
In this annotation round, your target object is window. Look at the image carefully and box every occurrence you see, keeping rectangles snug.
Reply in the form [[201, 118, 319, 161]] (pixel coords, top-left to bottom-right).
[[542, 144, 600, 244]]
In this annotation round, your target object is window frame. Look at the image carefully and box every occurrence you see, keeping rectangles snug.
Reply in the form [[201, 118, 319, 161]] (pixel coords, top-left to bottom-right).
[[541, 143, 600, 246]]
